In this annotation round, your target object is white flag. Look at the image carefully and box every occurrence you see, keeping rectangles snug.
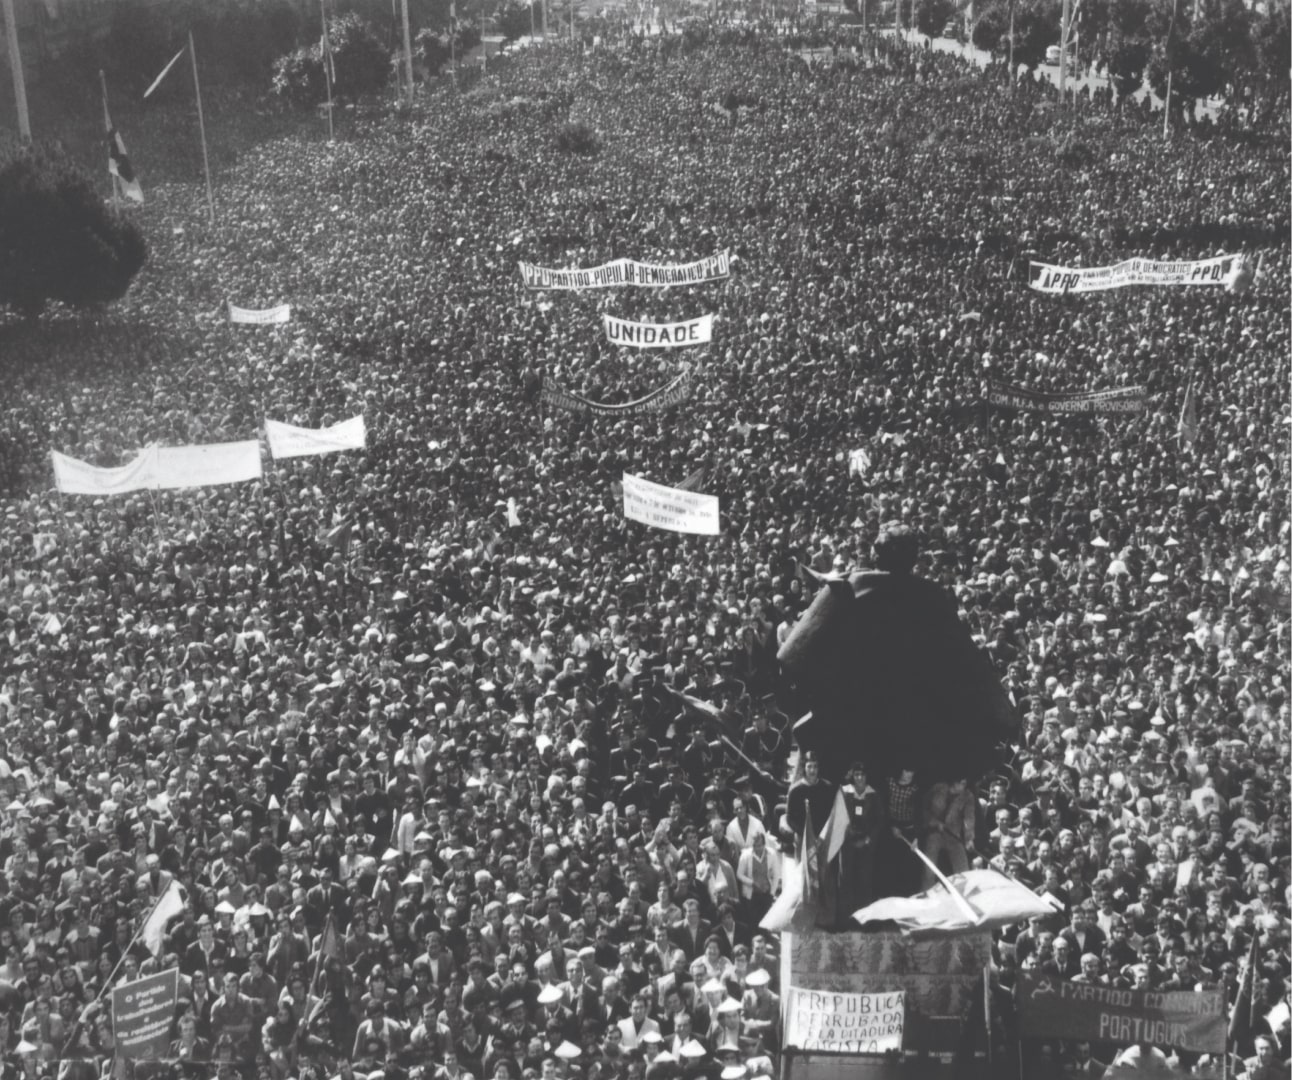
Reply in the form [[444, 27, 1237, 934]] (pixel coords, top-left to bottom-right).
[[141, 880, 185, 956], [848, 448, 871, 477]]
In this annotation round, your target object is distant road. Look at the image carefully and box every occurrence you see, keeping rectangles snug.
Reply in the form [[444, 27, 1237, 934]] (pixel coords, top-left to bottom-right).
[[883, 27, 1223, 117]]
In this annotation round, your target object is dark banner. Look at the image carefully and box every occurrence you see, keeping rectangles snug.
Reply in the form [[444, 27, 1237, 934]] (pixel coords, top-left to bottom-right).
[[540, 369, 693, 416], [1017, 973, 1225, 1053], [112, 968, 180, 1061], [985, 379, 1147, 414]]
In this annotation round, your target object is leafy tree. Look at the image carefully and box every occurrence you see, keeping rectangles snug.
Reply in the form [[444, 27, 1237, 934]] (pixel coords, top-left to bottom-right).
[[555, 121, 600, 154], [495, 0, 533, 40], [915, 0, 957, 37], [1106, 35, 1150, 100], [0, 147, 147, 317], [972, 0, 1059, 69], [272, 13, 390, 109], [1251, 5, 1290, 123]]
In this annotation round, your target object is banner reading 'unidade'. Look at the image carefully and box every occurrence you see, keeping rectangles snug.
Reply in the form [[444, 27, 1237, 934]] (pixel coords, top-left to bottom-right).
[[604, 313, 714, 348], [1028, 255, 1235, 294], [519, 253, 729, 290], [986, 379, 1147, 415]]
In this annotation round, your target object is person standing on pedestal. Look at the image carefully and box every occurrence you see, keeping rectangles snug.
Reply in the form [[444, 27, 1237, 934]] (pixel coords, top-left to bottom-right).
[[841, 762, 885, 912]]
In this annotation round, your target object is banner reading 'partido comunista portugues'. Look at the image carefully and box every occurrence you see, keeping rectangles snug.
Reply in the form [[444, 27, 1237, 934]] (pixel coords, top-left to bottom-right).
[[986, 380, 1147, 415], [1028, 255, 1235, 294], [540, 368, 694, 416], [519, 253, 729, 290], [604, 314, 713, 348]]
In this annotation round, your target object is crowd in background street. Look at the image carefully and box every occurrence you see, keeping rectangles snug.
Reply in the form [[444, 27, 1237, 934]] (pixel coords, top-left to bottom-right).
[[0, 22, 1287, 1080]]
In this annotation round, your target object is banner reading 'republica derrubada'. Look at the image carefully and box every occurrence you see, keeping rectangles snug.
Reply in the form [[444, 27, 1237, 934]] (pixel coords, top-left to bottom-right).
[[112, 968, 179, 1061], [519, 253, 730, 289], [604, 314, 714, 348], [786, 989, 905, 1054], [1017, 974, 1225, 1053], [986, 379, 1147, 415], [1028, 255, 1235, 294], [540, 368, 694, 416]]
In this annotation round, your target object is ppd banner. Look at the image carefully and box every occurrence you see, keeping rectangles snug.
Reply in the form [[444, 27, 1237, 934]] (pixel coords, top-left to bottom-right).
[[112, 968, 180, 1060], [1028, 255, 1235, 294], [986, 380, 1147, 414], [786, 989, 905, 1054], [1017, 974, 1225, 1053], [519, 253, 730, 289], [604, 314, 714, 348], [622, 472, 720, 536]]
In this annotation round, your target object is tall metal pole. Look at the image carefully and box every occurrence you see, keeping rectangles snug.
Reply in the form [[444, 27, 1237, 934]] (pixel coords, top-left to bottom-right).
[[189, 32, 215, 226], [1059, 0, 1069, 101], [399, 0, 414, 102], [1162, 0, 1179, 136], [1, 0, 30, 142], [322, 0, 334, 140]]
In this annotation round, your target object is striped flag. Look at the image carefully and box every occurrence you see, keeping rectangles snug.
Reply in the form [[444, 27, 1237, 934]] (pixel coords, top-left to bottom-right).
[[800, 802, 819, 906], [819, 788, 850, 864], [140, 880, 185, 956], [103, 86, 143, 204], [675, 467, 707, 492]]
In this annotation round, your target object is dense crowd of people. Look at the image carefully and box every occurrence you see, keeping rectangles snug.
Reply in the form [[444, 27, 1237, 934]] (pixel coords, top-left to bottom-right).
[[0, 20, 1287, 1080]]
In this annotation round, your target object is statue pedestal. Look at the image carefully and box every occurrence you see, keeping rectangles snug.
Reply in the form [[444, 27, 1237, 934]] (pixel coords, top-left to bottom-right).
[[780, 929, 991, 1058]]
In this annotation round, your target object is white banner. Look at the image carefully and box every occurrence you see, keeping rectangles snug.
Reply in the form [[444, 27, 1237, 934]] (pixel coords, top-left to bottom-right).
[[604, 314, 713, 348], [229, 303, 292, 325], [786, 989, 905, 1054], [53, 441, 262, 493], [265, 416, 366, 459], [1028, 255, 1235, 294], [52, 449, 157, 496], [519, 253, 729, 290], [622, 473, 719, 535]]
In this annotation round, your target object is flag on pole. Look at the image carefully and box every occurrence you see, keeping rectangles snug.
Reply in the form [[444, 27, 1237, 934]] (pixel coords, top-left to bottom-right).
[[143, 46, 186, 100], [1228, 933, 1262, 1055], [102, 85, 144, 204], [675, 467, 707, 492], [315, 912, 342, 966], [800, 802, 819, 906], [321, 520, 352, 554], [1178, 376, 1198, 446], [819, 788, 850, 864], [140, 880, 185, 956]]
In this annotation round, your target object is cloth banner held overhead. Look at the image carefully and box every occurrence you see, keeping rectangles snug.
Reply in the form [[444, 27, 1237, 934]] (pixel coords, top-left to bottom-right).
[[622, 472, 719, 535], [229, 303, 291, 325], [986, 379, 1147, 414], [265, 416, 366, 459], [786, 989, 905, 1054], [52, 449, 156, 496], [540, 369, 693, 416], [152, 441, 262, 489], [1017, 973, 1225, 1053], [519, 252, 730, 289], [1028, 255, 1235, 294], [112, 969, 179, 1061], [604, 314, 714, 348]]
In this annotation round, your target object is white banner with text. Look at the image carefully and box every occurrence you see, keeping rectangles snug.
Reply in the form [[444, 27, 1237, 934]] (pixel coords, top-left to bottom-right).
[[786, 989, 905, 1054], [1028, 255, 1235, 294], [519, 253, 729, 289], [604, 313, 714, 348], [622, 472, 720, 535], [229, 303, 292, 324]]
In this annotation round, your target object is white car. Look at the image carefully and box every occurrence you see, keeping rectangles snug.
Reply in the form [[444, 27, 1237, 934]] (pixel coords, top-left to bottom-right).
[[1045, 44, 1062, 65]]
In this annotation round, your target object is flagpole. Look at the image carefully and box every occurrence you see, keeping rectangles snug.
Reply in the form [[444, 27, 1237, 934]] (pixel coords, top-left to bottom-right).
[[399, 0, 414, 102], [0, 0, 30, 141], [899, 834, 982, 925], [322, 0, 334, 140], [188, 32, 216, 226]]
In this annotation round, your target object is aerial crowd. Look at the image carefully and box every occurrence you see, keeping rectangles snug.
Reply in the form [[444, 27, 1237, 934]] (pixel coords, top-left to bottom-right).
[[0, 19, 1287, 1080]]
